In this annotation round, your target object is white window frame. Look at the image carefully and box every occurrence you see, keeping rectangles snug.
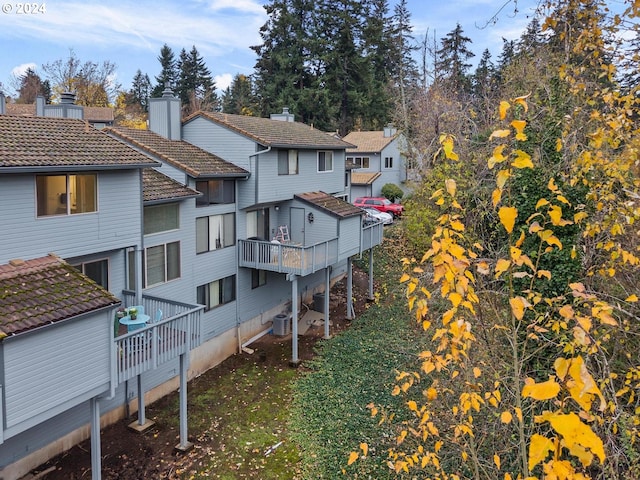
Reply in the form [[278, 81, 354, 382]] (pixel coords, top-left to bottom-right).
[[318, 151, 334, 172], [278, 149, 299, 175]]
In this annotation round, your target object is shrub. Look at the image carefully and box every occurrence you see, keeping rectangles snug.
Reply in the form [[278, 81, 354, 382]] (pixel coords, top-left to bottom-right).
[[381, 183, 404, 203]]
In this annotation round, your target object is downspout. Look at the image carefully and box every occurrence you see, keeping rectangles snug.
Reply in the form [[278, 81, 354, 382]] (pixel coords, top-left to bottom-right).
[[237, 146, 270, 349], [250, 146, 271, 205], [135, 168, 144, 305]]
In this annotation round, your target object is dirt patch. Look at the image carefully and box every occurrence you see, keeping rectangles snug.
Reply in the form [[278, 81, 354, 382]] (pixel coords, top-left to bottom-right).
[[33, 268, 372, 480]]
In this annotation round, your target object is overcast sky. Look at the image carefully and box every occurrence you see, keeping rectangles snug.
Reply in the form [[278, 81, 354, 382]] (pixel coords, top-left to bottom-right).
[[0, 0, 541, 97]]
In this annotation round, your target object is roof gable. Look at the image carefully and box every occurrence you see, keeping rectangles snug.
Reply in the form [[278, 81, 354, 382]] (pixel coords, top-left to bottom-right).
[[185, 112, 353, 150], [0, 254, 120, 337]]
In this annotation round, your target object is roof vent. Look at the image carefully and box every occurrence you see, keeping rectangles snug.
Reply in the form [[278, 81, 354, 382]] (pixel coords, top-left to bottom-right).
[[162, 82, 175, 98], [270, 106, 295, 122]]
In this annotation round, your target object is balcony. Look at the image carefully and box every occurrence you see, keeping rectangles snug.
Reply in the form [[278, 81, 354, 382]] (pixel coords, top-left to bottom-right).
[[116, 292, 203, 384], [238, 221, 384, 276], [239, 238, 339, 276]]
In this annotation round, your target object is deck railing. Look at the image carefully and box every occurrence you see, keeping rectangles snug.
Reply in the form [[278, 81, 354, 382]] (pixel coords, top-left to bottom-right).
[[238, 238, 339, 276], [361, 221, 384, 251], [116, 293, 203, 383]]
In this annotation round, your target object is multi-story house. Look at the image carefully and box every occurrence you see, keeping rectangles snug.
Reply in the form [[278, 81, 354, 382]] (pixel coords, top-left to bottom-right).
[[342, 126, 408, 198], [0, 90, 383, 479]]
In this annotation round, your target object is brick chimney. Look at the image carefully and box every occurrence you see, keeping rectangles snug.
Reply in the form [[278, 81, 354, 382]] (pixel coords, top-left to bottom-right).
[[148, 84, 181, 140]]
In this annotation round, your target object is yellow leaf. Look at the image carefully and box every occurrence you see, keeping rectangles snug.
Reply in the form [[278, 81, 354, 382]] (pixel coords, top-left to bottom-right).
[[511, 150, 533, 168], [543, 412, 605, 463], [556, 138, 563, 151], [496, 169, 511, 189], [522, 377, 561, 400], [510, 296, 528, 320], [490, 129, 511, 139], [400, 273, 411, 283], [528, 434, 554, 470], [537, 270, 552, 280], [473, 367, 481, 378], [499, 206, 518, 234], [407, 400, 418, 411], [513, 94, 529, 112], [348, 451, 359, 465], [442, 135, 459, 160], [626, 294, 639, 302], [499, 101, 510, 119], [515, 231, 525, 248], [511, 121, 527, 141], [426, 387, 438, 400], [492, 188, 503, 207], [488, 145, 507, 169], [495, 258, 511, 278], [494, 453, 501, 470], [515, 407, 523, 422], [445, 178, 457, 197], [501, 411, 513, 424], [360, 443, 368, 457], [548, 177, 559, 193]]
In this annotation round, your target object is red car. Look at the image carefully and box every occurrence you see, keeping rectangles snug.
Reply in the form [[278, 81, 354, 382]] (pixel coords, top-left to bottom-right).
[[353, 197, 404, 217]]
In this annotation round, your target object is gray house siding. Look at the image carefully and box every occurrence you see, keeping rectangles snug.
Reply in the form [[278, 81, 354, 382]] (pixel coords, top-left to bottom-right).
[[2, 313, 112, 439], [0, 171, 142, 264], [182, 117, 258, 209]]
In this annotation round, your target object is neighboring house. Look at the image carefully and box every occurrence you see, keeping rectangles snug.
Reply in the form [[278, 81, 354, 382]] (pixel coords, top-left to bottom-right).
[[5, 93, 115, 129], [0, 90, 384, 479], [342, 126, 408, 199]]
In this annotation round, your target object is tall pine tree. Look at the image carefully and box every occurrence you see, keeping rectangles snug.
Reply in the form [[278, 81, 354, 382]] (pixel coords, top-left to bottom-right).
[[152, 44, 178, 97], [436, 23, 475, 94]]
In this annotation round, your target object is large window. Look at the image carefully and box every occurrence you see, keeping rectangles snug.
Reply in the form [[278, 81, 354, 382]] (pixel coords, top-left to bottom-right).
[[384, 157, 394, 169], [196, 213, 235, 253], [278, 149, 299, 175], [36, 174, 97, 217], [144, 203, 179, 235], [73, 259, 108, 289], [197, 275, 236, 310], [196, 179, 235, 206], [318, 151, 333, 172], [145, 241, 180, 287], [348, 156, 370, 169]]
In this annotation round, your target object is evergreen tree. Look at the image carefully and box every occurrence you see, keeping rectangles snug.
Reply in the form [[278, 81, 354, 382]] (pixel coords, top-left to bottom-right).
[[129, 69, 152, 112], [472, 48, 496, 98], [435, 23, 475, 94], [152, 44, 178, 97], [176, 45, 218, 116], [252, 0, 315, 122], [16, 67, 51, 104], [221, 74, 258, 115]]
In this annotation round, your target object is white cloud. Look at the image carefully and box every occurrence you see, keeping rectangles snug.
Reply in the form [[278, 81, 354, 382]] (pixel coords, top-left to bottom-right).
[[11, 62, 37, 78], [215, 73, 233, 91]]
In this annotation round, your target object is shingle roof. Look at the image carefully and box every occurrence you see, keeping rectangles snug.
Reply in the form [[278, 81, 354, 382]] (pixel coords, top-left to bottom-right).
[[143, 168, 201, 203], [0, 254, 121, 337], [0, 115, 159, 171], [186, 112, 353, 149], [295, 191, 364, 218], [106, 126, 248, 178], [342, 131, 396, 153], [351, 172, 382, 185]]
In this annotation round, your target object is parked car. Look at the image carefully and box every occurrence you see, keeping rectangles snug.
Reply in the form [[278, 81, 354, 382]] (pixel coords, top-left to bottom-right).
[[362, 207, 393, 225], [353, 197, 404, 217]]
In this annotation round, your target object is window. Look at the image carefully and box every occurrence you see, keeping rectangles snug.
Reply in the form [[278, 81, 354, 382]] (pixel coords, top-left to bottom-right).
[[384, 157, 394, 169], [349, 156, 370, 169], [144, 203, 179, 235], [145, 241, 180, 287], [196, 213, 235, 253], [36, 174, 97, 216], [318, 151, 333, 172], [196, 179, 235, 206], [247, 209, 269, 240], [278, 149, 299, 175], [251, 269, 267, 289], [73, 259, 108, 289], [197, 276, 236, 310]]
